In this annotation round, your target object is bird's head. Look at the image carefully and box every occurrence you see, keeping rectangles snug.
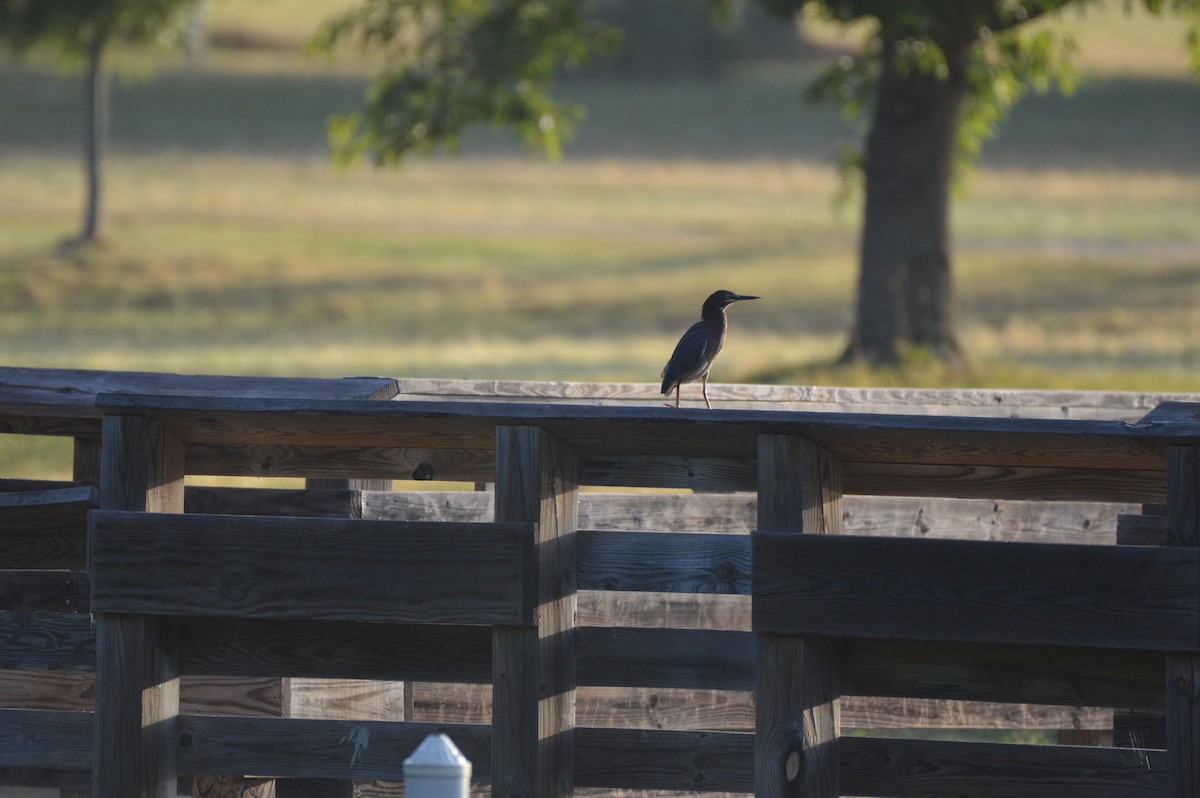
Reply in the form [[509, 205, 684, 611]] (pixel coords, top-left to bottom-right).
[[704, 290, 760, 312]]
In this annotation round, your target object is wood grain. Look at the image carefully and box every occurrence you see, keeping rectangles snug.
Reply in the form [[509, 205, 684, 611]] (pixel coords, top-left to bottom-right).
[[90, 511, 536, 626], [493, 425, 579, 798], [840, 735, 1165, 798], [0, 708, 93, 768], [753, 533, 1200, 651], [0, 486, 96, 535], [0, 611, 94, 670], [755, 435, 842, 798]]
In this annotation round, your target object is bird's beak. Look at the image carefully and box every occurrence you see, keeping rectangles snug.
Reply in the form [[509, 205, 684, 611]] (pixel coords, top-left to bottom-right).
[[734, 295, 760, 302]]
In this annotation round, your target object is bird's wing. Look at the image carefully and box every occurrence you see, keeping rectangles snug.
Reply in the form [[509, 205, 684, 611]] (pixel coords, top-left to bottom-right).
[[661, 321, 710, 393]]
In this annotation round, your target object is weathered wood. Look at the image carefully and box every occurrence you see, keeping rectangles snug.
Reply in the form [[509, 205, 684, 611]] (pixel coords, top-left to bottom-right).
[[0, 768, 92, 791], [0, 486, 97, 535], [407, 680, 1111, 734], [93, 392, 1191, 474], [0, 534, 87, 570], [176, 715, 490, 781], [72, 435, 102, 483], [575, 727, 754, 793], [184, 486, 359, 518], [755, 434, 841, 798], [0, 611, 94, 671], [0, 366, 397, 435], [186, 443, 492, 482], [839, 735, 1166, 798], [0, 708, 93, 768], [193, 774, 276, 798], [579, 590, 751, 630], [493, 425, 579, 798], [1118, 511, 1169, 546], [389, 377, 1195, 422], [842, 639, 1165, 711], [90, 511, 536, 626], [578, 627, 753, 690], [178, 617, 492, 683], [578, 531, 750, 594], [94, 413, 185, 798], [0, 571, 88, 612], [1165, 446, 1200, 797], [283, 678, 406, 722], [754, 533, 1200, 651]]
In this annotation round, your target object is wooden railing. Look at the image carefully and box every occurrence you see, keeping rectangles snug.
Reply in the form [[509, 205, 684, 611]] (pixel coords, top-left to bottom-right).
[[6, 367, 1200, 796]]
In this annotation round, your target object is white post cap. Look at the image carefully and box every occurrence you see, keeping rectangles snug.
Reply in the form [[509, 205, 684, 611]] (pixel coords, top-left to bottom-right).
[[404, 733, 473, 781]]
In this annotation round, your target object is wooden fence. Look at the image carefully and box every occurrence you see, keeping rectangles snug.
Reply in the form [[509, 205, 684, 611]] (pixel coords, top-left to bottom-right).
[[4, 367, 1200, 797]]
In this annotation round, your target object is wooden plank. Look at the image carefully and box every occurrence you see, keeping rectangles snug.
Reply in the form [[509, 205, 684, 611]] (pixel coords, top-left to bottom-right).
[[1165, 446, 1200, 797], [0, 365, 397, 433], [178, 617, 492, 683], [179, 617, 491, 683], [390, 377, 1194, 422], [842, 639, 1165, 712], [0, 535, 87, 570], [282, 678, 405, 722], [0, 671, 94, 711], [0, 708, 93, 769], [0, 612, 94, 670], [370, 490, 1133, 543], [186, 444, 493, 483], [184, 486, 359, 518], [575, 727, 754, 793], [0, 766, 91, 790], [755, 434, 842, 798], [176, 715, 490, 781], [0, 571, 88, 612], [839, 736, 1166, 798], [578, 627, 754, 690], [90, 511, 536, 626], [93, 413, 184, 798], [578, 531, 750, 594], [579, 590, 751, 630], [492, 425, 579, 798], [753, 533, 1200, 651], [92, 392, 1190, 473], [0, 487, 97, 534]]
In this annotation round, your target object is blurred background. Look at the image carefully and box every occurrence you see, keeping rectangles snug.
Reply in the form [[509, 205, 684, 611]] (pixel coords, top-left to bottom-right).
[[0, 0, 1197, 390]]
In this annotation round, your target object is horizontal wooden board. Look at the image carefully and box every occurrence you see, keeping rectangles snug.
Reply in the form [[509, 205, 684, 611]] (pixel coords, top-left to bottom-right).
[[94, 392, 1196, 475], [0, 487, 96, 536], [840, 735, 1166, 798], [0, 708, 92, 769], [842, 639, 1165, 712], [90, 511, 536, 626], [176, 715, 490, 781], [0, 571, 88, 612], [575, 727, 754, 792], [0, 611, 95, 671], [579, 532, 750, 595], [579, 627, 754, 690], [184, 485, 359, 519], [0, 365, 396, 434], [389, 378, 1194, 421], [753, 533, 1200, 651], [186, 444, 494, 483]]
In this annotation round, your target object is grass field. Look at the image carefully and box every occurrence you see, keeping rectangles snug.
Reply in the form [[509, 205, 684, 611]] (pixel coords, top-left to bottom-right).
[[1, 2, 1199, 431]]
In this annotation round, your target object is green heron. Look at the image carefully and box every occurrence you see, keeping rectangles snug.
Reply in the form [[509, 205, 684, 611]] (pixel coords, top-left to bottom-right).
[[660, 289, 759, 409]]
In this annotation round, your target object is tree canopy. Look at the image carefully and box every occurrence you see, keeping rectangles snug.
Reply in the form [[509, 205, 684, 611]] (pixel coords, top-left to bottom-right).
[[320, 0, 1199, 364]]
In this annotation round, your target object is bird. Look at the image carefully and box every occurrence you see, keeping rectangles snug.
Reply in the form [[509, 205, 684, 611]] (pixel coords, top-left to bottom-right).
[[661, 290, 759, 409]]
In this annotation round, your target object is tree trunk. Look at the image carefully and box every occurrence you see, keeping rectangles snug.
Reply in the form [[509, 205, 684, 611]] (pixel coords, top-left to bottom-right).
[[841, 34, 973, 367], [77, 31, 109, 246]]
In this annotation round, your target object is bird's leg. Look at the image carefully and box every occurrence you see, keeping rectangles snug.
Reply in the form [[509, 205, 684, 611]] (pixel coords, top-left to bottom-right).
[[674, 385, 681, 408], [702, 375, 711, 410]]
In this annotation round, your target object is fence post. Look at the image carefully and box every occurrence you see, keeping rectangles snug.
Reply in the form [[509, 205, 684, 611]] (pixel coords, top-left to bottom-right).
[[1166, 446, 1200, 796], [754, 434, 842, 798], [405, 733, 473, 798], [93, 414, 185, 798], [493, 426, 579, 798]]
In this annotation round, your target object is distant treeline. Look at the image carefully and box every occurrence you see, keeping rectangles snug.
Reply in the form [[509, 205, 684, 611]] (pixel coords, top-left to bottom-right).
[[584, 0, 816, 79]]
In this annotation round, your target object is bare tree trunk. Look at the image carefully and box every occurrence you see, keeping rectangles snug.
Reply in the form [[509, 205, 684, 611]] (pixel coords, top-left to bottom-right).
[[841, 35, 972, 367], [77, 31, 109, 246]]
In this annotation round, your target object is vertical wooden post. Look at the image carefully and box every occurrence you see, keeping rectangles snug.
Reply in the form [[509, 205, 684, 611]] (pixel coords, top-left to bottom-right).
[[493, 426, 579, 798], [755, 434, 842, 798], [1166, 446, 1200, 796], [72, 436, 102, 483], [93, 414, 184, 798]]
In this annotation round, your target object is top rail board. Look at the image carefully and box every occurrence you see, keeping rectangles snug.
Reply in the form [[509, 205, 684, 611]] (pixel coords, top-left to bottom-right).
[[0, 366, 397, 436], [91, 393, 1200, 473]]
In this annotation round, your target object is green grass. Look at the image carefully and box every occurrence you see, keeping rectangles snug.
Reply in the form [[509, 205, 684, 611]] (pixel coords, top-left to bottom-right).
[[1, 2, 1199, 481]]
